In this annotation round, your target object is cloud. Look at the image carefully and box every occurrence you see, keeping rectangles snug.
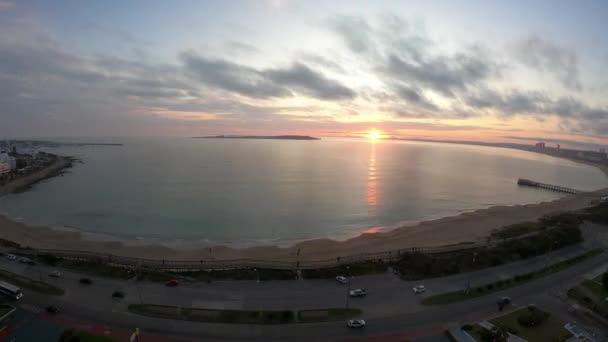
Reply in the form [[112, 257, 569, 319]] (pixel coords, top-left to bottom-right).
[[180, 52, 355, 100], [328, 15, 373, 54], [264, 63, 355, 100], [465, 88, 608, 135], [385, 51, 495, 98], [513, 36, 582, 90], [394, 85, 437, 110], [179, 51, 289, 98]]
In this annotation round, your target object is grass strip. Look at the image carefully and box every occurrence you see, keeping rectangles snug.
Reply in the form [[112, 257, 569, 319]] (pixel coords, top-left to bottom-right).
[[490, 307, 571, 342], [128, 304, 360, 324], [567, 277, 608, 317], [422, 248, 603, 305], [0, 268, 64, 296], [298, 308, 361, 322]]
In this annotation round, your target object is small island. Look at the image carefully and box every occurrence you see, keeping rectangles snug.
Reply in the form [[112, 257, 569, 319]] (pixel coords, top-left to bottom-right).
[[193, 135, 320, 140]]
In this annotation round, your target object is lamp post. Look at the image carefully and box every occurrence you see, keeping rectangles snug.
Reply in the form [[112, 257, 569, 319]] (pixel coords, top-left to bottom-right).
[[466, 252, 477, 294], [345, 266, 351, 308]]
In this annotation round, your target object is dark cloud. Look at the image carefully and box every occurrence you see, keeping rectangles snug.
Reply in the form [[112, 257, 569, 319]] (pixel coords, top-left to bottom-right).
[[513, 36, 582, 90], [264, 63, 355, 100], [394, 85, 437, 110], [386, 51, 494, 98], [180, 52, 355, 100], [179, 52, 289, 98], [298, 53, 346, 73], [327, 15, 498, 99], [465, 88, 608, 135], [328, 15, 373, 54], [465, 89, 548, 114]]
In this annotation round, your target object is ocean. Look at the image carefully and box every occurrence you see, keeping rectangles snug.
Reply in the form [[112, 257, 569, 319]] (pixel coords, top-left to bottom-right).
[[1, 137, 606, 247]]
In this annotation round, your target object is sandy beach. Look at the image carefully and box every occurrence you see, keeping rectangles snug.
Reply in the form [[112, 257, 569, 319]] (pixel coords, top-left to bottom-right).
[[1, 152, 607, 262]]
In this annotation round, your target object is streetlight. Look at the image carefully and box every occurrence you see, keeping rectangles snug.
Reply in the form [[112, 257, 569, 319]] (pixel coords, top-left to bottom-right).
[[466, 252, 477, 294], [345, 266, 351, 308]]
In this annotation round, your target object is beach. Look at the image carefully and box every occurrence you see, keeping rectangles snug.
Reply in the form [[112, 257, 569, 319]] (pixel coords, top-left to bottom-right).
[[0, 150, 607, 262]]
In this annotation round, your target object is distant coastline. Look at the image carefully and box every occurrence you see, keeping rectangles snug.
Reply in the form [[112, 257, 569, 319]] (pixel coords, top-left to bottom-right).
[[194, 135, 320, 140]]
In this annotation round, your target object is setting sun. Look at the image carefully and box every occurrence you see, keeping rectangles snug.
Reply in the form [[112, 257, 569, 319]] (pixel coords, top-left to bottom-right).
[[367, 130, 383, 140]]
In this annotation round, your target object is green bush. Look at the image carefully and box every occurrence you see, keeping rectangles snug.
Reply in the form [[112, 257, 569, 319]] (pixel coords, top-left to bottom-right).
[[517, 307, 547, 327]]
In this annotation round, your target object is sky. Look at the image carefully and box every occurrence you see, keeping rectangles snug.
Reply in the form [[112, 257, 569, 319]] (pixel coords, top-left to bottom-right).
[[0, 0, 607, 148]]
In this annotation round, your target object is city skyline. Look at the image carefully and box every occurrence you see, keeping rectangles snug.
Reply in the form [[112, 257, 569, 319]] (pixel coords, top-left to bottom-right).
[[1, 0, 607, 148]]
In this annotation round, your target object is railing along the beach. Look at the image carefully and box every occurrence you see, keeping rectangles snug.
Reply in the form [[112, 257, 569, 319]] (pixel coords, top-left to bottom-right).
[[7, 227, 551, 271]]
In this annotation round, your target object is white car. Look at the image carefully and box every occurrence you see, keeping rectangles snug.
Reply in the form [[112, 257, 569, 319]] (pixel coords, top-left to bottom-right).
[[5, 254, 17, 261], [347, 319, 366, 328], [336, 275, 348, 284], [49, 270, 61, 278], [18, 257, 31, 264], [413, 285, 426, 294], [349, 288, 367, 297]]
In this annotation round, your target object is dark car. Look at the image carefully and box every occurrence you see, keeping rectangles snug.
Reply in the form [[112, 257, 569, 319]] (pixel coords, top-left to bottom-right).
[[79, 278, 92, 285], [165, 279, 179, 287], [46, 305, 59, 314], [497, 296, 512, 310]]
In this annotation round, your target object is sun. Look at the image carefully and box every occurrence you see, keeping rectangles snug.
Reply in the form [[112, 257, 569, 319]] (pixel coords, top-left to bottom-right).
[[366, 129, 383, 140]]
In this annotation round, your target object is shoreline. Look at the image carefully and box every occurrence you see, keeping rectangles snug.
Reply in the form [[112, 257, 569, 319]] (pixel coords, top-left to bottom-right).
[[0, 149, 607, 262], [0, 156, 74, 196]]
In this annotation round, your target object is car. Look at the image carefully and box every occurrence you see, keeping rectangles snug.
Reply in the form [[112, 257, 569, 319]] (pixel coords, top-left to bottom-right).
[[18, 257, 34, 265], [112, 290, 125, 298], [347, 319, 366, 328], [165, 279, 179, 287], [349, 288, 367, 297], [497, 296, 511, 306], [79, 278, 92, 285], [46, 305, 59, 314], [49, 270, 61, 278], [5, 254, 17, 261], [497, 296, 512, 311], [413, 285, 426, 294], [336, 275, 348, 284]]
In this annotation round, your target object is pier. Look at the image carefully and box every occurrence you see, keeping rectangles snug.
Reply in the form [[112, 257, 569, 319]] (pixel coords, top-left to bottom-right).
[[517, 178, 582, 194]]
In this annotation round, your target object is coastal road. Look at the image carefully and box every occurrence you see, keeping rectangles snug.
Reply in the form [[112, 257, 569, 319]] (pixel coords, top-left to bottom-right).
[[0, 241, 598, 317], [2, 226, 608, 341], [4, 248, 608, 341]]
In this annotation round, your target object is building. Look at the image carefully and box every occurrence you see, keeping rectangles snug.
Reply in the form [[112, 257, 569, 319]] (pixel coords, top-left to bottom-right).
[[535, 142, 546, 152], [0, 153, 16, 176]]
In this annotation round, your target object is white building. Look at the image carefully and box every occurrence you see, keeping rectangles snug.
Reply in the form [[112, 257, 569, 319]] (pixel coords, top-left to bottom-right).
[[0, 153, 16, 176]]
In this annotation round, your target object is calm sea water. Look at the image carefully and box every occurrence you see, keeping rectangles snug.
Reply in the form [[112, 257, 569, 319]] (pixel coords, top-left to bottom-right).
[[1, 138, 606, 246]]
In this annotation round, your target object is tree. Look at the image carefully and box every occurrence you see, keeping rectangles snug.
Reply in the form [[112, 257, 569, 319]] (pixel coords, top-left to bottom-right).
[[602, 272, 608, 291]]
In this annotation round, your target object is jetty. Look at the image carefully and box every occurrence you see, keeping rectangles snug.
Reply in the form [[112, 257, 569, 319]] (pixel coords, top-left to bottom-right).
[[517, 178, 582, 194]]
